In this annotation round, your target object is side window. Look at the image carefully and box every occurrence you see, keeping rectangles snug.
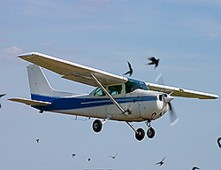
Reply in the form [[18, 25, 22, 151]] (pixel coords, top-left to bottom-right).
[[108, 85, 122, 95], [125, 81, 134, 93], [94, 87, 105, 97]]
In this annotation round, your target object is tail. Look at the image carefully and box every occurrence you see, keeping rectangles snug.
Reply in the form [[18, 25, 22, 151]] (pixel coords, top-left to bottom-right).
[[27, 64, 73, 99]]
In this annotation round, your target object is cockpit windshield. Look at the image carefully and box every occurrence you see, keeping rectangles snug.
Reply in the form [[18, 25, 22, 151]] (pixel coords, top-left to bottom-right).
[[91, 84, 123, 97], [125, 79, 149, 93], [90, 79, 148, 96]]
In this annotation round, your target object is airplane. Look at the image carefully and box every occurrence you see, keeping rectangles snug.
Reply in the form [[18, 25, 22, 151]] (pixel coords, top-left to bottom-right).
[[9, 52, 219, 141]]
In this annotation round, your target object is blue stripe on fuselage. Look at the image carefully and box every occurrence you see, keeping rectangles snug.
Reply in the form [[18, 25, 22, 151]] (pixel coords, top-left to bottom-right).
[[31, 94, 157, 111]]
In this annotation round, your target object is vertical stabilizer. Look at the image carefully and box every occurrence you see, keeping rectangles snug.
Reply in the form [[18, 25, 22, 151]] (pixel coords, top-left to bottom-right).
[[27, 65, 73, 98]]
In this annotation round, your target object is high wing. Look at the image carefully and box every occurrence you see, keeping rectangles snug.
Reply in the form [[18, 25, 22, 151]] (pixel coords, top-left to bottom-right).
[[18, 52, 218, 100], [19, 52, 127, 87], [146, 82, 218, 99]]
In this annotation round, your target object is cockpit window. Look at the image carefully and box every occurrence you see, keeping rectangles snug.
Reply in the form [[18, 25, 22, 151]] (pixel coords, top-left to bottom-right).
[[125, 79, 148, 93], [108, 85, 122, 95], [93, 87, 105, 97]]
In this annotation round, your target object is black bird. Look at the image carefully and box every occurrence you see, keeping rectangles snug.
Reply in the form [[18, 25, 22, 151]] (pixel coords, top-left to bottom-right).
[[109, 153, 119, 160], [155, 156, 166, 166], [0, 94, 6, 108], [217, 137, 221, 148], [72, 153, 76, 157], [147, 56, 160, 68], [87, 157, 91, 162], [36, 138, 40, 143], [192, 166, 200, 170], [124, 61, 133, 76]]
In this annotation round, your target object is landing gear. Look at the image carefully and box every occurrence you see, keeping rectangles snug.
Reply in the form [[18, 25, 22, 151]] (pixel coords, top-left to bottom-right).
[[134, 126, 155, 141], [146, 120, 156, 139], [126, 120, 156, 141], [147, 127, 155, 138], [135, 128, 145, 141], [92, 119, 102, 133]]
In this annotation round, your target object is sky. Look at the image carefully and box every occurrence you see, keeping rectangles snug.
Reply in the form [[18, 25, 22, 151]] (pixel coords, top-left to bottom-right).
[[0, 0, 221, 169]]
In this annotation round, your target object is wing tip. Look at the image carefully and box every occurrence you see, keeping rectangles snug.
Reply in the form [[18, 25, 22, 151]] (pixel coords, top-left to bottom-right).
[[18, 52, 44, 59]]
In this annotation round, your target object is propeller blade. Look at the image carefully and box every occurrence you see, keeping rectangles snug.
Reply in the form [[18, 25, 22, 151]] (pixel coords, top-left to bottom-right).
[[155, 72, 164, 85], [155, 73, 179, 126], [168, 102, 179, 126]]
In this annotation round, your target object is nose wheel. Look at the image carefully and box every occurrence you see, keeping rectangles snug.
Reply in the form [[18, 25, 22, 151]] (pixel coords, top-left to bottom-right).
[[147, 127, 155, 138], [146, 120, 156, 139]]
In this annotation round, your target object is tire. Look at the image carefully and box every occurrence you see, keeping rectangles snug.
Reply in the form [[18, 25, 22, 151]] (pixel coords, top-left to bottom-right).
[[92, 119, 102, 133], [147, 127, 155, 139], [135, 128, 145, 141]]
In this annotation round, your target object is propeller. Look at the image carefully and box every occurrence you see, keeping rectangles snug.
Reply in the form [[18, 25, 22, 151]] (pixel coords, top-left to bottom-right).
[[157, 73, 179, 127], [168, 101, 179, 126]]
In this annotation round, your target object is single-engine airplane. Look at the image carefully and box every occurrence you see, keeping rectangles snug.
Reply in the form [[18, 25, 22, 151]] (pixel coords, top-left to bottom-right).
[[9, 52, 219, 141]]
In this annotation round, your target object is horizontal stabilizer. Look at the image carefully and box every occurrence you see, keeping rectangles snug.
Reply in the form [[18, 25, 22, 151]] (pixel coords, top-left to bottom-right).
[[8, 97, 51, 106]]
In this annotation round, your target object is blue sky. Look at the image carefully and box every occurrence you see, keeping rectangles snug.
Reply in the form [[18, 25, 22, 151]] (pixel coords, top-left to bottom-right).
[[0, 0, 221, 169]]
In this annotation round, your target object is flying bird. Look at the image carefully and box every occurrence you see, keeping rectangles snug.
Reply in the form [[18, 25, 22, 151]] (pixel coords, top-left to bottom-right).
[[217, 137, 221, 148], [87, 157, 91, 162], [123, 61, 133, 76], [109, 153, 119, 160], [72, 153, 76, 157], [192, 166, 200, 170], [0, 94, 6, 108], [36, 138, 40, 143], [155, 156, 166, 166], [147, 56, 160, 68]]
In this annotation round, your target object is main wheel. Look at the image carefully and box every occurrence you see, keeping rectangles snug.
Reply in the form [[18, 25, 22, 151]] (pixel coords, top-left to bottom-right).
[[147, 127, 155, 138], [135, 128, 145, 141], [92, 119, 102, 133]]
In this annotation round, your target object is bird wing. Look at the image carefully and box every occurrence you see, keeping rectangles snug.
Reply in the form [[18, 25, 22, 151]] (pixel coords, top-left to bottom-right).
[[127, 61, 132, 71], [148, 56, 157, 62], [155, 162, 161, 166], [162, 156, 166, 161], [0, 94, 6, 98]]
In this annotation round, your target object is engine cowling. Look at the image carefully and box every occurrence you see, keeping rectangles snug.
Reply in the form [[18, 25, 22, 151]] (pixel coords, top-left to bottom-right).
[[138, 90, 173, 120]]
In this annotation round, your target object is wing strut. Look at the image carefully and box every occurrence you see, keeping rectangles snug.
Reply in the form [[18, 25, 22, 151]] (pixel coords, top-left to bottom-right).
[[91, 74, 136, 134], [91, 73, 128, 114]]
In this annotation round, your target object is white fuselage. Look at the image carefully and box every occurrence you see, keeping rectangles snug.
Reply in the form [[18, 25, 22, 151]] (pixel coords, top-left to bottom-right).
[[35, 89, 169, 122]]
